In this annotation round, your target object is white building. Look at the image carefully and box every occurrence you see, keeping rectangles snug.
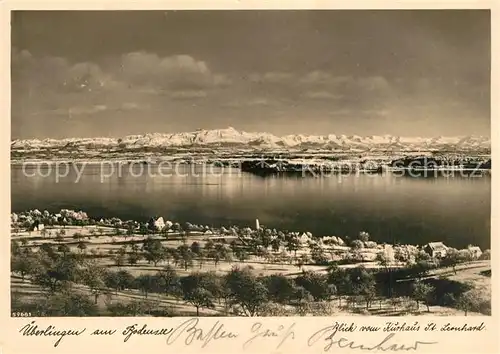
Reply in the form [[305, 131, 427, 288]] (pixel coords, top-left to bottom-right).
[[467, 245, 482, 259], [153, 217, 166, 230], [424, 242, 448, 258]]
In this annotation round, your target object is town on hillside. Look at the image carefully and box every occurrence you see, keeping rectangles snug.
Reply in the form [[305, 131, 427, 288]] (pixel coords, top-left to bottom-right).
[[11, 208, 491, 317]]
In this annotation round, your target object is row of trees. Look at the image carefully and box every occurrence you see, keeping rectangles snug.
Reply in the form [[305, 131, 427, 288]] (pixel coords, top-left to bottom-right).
[[12, 239, 487, 317], [14, 212, 490, 275]]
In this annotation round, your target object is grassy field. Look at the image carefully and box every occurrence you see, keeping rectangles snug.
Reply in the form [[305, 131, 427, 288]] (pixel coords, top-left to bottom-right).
[[11, 225, 491, 317]]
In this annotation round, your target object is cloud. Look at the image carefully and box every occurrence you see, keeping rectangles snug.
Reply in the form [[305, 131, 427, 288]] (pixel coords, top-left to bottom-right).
[[213, 74, 232, 87], [300, 71, 336, 85], [247, 98, 273, 106], [12, 48, 118, 94], [32, 105, 108, 116], [117, 52, 224, 91], [328, 109, 353, 116], [299, 71, 390, 91], [30, 102, 149, 117], [247, 72, 294, 84], [120, 102, 148, 110], [302, 91, 344, 100], [357, 76, 390, 91], [362, 109, 390, 117], [222, 97, 280, 108], [12, 49, 230, 97], [169, 90, 207, 99]]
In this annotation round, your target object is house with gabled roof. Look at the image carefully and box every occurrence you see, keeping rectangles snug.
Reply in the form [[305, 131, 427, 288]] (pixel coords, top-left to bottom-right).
[[467, 245, 482, 259], [423, 241, 448, 258]]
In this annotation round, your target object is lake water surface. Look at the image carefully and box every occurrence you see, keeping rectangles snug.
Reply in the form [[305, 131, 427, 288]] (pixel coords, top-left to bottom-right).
[[11, 164, 491, 249]]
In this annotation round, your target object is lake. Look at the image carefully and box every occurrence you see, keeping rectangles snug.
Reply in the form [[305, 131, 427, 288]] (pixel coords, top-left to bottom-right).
[[11, 163, 491, 249]]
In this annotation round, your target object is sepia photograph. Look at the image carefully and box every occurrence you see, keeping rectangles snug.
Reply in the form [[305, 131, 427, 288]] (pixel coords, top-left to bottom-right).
[[10, 9, 491, 318]]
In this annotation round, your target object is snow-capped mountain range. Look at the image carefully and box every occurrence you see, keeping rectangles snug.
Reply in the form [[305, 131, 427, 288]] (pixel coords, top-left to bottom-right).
[[11, 127, 491, 152]]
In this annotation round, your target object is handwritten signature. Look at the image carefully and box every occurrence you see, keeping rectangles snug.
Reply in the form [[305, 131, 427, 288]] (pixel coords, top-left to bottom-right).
[[18, 319, 440, 351], [308, 325, 438, 352], [166, 318, 238, 348], [243, 322, 296, 350]]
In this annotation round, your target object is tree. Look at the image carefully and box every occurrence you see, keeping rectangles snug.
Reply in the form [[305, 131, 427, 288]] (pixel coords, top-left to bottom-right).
[[345, 266, 377, 309], [41, 291, 98, 316], [229, 240, 239, 255], [350, 239, 364, 249], [80, 261, 107, 304], [375, 252, 393, 296], [39, 243, 57, 260], [458, 249, 473, 264], [11, 240, 21, 256], [127, 252, 142, 266], [311, 247, 329, 265], [126, 225, 135, 238], [442, 293, 456, 307], [210, 244, 231, 268], [139, 223, 149, 236], [89, 228, 97, 237], [143, 238, 165, 266], [293, 285, 313, 305], [263, 274, 296, 304], [278, 251, 291, 265], [157, 265, 179, 296], [375, 252, 391, 269], [390, 297, 402, 311], [394, 247, 411, 263], [295, 271, 334, 302], [204, 239, 215, 254], [186, 288, 215, 316], [271, 238, 281, 253], [225, 266, 268, 316], [190, 242, 201, 256], [442, 248, 461, 274], [326, 264, 350, 305], [177, 244, 194, 270], [285, 237, 300, 257], [111, 252, 124, 267], [180, 274, 216, 316], [358, 231, 370, 243], [198, 271, 225, 305], [408, 260, 436, 280], [412, 281, 435, 312], [11, 253, 38, 281], [116, 270, 135, 291], [33, 253, 81, 293], [104, 271, 121, 295], [77, 241, 87, 253], [296, 254, 310, 270], [235, 249, 249, 263], [135, 274, 158, 298], [55, 234, 64, 244], [456, 290, 481, 316], [73, 232, 84, 242], [479, 249, 491, 260], [57, 244, 71, 256], [415, 250, 431, 262], [130, 243, 140, 254]]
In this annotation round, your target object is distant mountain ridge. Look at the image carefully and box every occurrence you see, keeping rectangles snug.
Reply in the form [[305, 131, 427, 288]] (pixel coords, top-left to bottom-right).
[[11, 127, 491, 152]]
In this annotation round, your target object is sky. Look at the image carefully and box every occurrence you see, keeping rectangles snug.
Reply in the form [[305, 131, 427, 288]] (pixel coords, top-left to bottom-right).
[[11, 10, 490, 139]]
